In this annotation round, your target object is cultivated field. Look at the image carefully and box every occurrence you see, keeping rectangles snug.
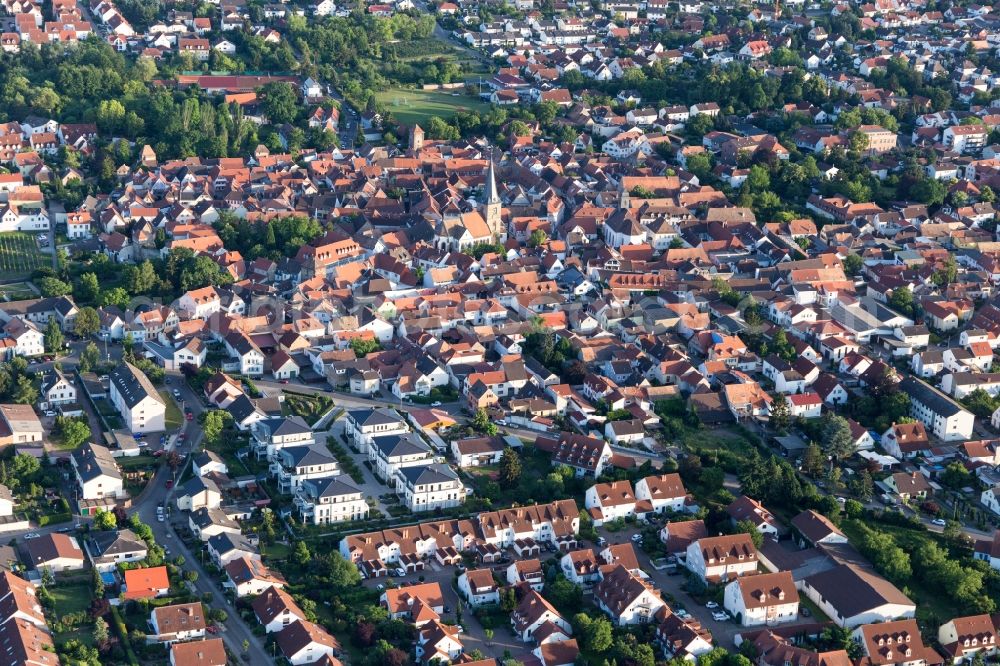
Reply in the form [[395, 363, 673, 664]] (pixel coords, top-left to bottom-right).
[[0, 232, 48, 281]]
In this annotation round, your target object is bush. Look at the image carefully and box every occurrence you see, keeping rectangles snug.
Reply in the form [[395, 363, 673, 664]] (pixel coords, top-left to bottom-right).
[[38, 512, 73, 527]]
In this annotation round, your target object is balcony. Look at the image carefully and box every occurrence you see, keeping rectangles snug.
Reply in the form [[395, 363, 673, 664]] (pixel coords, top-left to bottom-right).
[[293, 495, 314, 517]]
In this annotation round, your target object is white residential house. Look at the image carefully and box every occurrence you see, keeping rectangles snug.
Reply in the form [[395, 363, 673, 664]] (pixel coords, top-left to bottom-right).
[[685, 534, 758, 583], [723, 571, 799, 626], [294, 475, 369, 525], [71, 442, 125, 501], [634, 473, 688, 513], [593, 564, 666, 625], [585, 480, 639, 526], [39, 369, 76, 410], [395, 464, 467, 512], [457, 569, 501, 607], [345, 408, 409, 453], [109, 361, 166, 433]]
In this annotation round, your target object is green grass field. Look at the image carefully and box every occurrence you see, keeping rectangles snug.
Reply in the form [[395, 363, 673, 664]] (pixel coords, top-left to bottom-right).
[[159, 390, 183, 431], [0, 233, 48, 281], [375, 87, 491, 125], [50, 581, 97, 647]]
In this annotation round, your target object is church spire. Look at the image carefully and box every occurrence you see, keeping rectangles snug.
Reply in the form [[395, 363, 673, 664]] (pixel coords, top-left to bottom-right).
[[485, 156, 500, 205], [482, 149, 504, 240]]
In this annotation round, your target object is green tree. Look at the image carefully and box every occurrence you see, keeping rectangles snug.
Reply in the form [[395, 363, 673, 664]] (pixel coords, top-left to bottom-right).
[[527, 229, 548, 248], [200, 410, 232, 445], [802, 443, 825, 477], [888, 287, 914, 316], [348, 338, 381, 358], [471, 408, 497, 436], [75, 273, 100, 303], [92, 617, 109, 645], [842, 253, 863, 276], [961, 388, 998, 419], [293, 540, 311, 566], [854, 469, 874, 501], [498, 447, 522, 489], [261, 82, 299, 124], [99, 287, 130, 309], [53, 416, 91, 449], [770, 394, 790, 433], [73, 307, 100, 339], [12, 375, 37, 405], [94, 508, 116, 531], [940, 461, 973, 490], [38, 277, 72, 297], [79, 342, 101, 373], [44, 317, 63, 353], [123, 260, 158, 295], [820, 412, 855, 460], [735, 519, 764, 548], [574, 613, 613, 653]]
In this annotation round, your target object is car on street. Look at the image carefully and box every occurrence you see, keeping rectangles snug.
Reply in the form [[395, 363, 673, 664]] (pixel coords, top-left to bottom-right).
[[675, 609, 690, 619], [23, 533, 40, 540], [931, 518, 947, 526], [280, 379, 289, 384], [165, 480, 173, 489], [56, 527, 72, 533], [705, 601, 719, 609], [712, 612, 730, 622], [631, 533, 643, 543], [431, 401, 442, 407], [596, 536, 607, 547], [186, 413, 193, 421]]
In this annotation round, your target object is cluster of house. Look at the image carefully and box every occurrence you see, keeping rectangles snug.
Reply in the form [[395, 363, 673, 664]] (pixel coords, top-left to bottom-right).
[[0, 0, 91, 51]]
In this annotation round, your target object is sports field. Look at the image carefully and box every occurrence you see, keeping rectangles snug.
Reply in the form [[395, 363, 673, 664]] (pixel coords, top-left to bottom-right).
[[0, 233, 48, 280], [375, 87, 491, 125]]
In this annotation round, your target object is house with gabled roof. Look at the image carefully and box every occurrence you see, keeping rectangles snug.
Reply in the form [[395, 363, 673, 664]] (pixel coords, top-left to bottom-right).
[[381, 582, 444, 626], [253, 586, 307, 633], [594, 564, 665, 625], [685, 533, 758, 583], [511, 588, 571, 642], [724, 570, 798, 626], [938, 615, 998, 663], [109, 360, 165, 433]]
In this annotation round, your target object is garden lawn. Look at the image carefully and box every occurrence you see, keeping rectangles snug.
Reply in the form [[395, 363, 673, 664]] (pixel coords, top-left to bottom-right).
[[117, 454, 158, 471], [283, 393, 334, 426], [0, 281, 36, 300], [0, 233, 48, 280], [159, 390, 183, 430], [374, 88, 490, 125], [50, 581, 96, 647]]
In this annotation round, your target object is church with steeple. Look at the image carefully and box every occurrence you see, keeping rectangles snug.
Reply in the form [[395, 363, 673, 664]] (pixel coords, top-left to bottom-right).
[[482, 158, 505, 241]]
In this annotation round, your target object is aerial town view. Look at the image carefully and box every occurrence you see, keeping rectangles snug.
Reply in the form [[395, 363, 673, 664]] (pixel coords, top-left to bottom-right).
[[0, 0, 1000, 664]]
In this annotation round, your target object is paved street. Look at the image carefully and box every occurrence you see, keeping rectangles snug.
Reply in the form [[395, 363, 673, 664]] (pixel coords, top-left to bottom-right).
[[140, 367, 273, 664]]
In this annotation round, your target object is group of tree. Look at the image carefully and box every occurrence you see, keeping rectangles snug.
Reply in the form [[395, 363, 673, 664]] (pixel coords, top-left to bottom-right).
[[214, 213, 325, 262], [852, 519, 997, 613]]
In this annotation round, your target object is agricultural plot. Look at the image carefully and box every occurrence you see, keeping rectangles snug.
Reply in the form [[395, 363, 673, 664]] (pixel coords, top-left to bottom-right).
[[0, 233, 48, 281]]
